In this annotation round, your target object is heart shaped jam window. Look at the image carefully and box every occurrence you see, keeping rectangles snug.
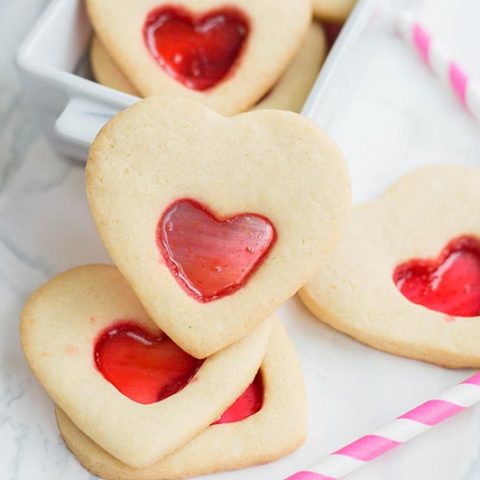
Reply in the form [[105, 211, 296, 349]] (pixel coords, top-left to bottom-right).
[[95, 323, 202, 404], [158, 199, 277, 303], [143, 6, 249, 91], [394, 236, 480, 317], [95, 323, 263, 422]]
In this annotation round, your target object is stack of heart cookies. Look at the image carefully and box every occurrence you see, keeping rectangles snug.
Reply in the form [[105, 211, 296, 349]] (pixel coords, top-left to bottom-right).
[[20, 95, 351, 478], [87, 0, 356, 115]]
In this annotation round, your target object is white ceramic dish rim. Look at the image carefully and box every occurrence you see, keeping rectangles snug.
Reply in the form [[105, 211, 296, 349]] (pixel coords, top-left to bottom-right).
[[15, 0, 376, 158]]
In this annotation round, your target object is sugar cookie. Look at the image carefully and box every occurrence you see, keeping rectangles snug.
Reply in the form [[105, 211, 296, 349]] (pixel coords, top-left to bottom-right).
[[86, 95, 351, 359], [86, 0, 312, 114], [253, 22, 327, 113], [91, 22, 327, 114], [56, 322, 306, 479], [300, 165, 480, 368], [90, 36, 137, 96], [21, 265, 271, 468]]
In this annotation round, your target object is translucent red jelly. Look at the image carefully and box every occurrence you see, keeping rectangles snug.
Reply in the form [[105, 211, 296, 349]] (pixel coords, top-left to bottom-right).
[[94, 323, 202, 404], [95, 323, 263, 421], [158, 199, 276, 303], [213, 372, 263, 425], [143, 6, 249, 91], [393, 236, 480, 317]]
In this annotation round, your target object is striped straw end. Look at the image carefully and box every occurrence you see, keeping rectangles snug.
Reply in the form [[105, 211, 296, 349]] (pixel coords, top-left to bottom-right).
[[284, 472, 335, 480]]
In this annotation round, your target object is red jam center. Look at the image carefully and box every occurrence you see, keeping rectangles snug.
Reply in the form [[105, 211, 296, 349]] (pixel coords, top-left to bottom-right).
[[94, 323, 202, 404], [95, 323, 263, 421], [393, 236, 480, 317], [213, 372, 263, 425], [143, 6, 249, 91], [158, 199, 276, 303]]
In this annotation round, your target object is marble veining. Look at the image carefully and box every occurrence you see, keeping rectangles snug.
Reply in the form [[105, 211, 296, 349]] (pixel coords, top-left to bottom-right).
[[1, 0, 480, 479]]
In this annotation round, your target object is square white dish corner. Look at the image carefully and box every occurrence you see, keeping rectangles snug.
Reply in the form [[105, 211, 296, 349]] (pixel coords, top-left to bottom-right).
[[15, 0, 138, 160], [15, 0, 370, 162]]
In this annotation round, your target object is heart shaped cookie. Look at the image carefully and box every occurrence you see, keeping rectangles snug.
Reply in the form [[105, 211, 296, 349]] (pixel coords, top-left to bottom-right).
[[253, 22, 327, 113], [91, 22, 327, 114], [312, 0, 356, 22], [300, 165, 480, 368], [20, 265, 271, 468], [86, 0, 312, 114], [56, 321, 307, 479], [86, 96, 351, 358]]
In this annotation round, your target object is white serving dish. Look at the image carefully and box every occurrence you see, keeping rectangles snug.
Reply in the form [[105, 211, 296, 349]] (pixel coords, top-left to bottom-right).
[[16, 0, 371, 161]]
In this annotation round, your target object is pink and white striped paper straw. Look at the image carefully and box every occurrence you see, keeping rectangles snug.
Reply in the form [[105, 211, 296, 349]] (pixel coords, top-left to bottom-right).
[[397, 11, 480, 123], [286, 372, 480, 479]]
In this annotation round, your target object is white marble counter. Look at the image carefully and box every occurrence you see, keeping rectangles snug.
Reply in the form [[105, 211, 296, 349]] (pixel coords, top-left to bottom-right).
[[1, 0, 480, 479]]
